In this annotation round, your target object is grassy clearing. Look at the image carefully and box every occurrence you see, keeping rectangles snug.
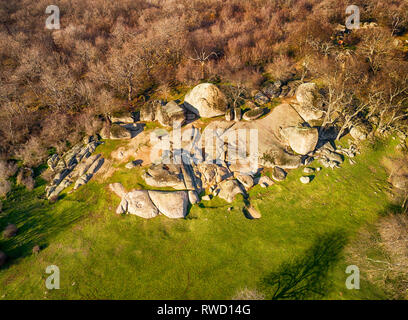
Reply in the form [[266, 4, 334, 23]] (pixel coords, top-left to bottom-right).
[[0, 136, 400, 300]]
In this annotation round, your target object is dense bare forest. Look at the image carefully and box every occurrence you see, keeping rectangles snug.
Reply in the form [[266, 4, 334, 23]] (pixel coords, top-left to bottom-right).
[[0, 0, 407, 169]]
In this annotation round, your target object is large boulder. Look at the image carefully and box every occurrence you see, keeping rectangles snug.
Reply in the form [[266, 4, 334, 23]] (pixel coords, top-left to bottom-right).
[[157, 101, 186, 127], [110, 124, 132, 140], [280, 125, 319, 155], [235, 173, 254, 190], [148, 190, 189, 219], [218, 179, 245, 203], [109, 112, 134, 124], [184, 83, 227, 118], [143, 164, 186, 189], [117, 190, 159, 219], [293, 83, 324, 121], [140, 100, 164, 122], [350, 124, 370, 141]]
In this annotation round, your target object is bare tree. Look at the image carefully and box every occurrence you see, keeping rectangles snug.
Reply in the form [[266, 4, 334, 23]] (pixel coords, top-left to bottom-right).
[[189, 48, 218, 79]]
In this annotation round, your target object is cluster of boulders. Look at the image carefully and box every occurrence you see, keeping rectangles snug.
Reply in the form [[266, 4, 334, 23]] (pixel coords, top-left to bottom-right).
[[45, 136, 105, 200], [253, 80, 298, 105], [140, 99, 195, 128], [109, 182, 189, 219], [101, 113, 144, 140], [106, 80, 368, 219]]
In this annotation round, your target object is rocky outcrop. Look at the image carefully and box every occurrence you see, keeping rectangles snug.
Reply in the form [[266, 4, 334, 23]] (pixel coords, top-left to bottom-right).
[[184, 83, 227, 118], [280, 125, 318, 155], [45, 139, 104, 200]]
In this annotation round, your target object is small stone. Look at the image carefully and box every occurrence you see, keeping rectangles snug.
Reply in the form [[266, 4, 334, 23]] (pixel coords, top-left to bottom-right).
[[303, 167, 315, 174], [244, 205, 262, 219], [349, 159, 356, 165], [228, 207, 233, 211], [258, 176, 274, 187], [202, 195, 212, 201], [316, 167, 322, 172], [300, 176, 312, 184]]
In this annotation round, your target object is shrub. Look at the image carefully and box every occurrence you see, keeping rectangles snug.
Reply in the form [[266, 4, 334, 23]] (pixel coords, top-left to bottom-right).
[[16, 168, 35, 191], [0, 180, 11, 198]]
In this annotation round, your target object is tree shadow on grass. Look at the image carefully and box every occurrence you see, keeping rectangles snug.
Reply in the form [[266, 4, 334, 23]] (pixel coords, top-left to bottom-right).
[[0, 182, 92, 269], [259, 230, 348, 300]]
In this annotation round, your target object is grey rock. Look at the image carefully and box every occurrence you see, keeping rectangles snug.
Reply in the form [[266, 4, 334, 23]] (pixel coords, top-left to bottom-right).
[[188, 190, 200, 204], [109, 183, 127, 198], [235, 173, 254, 190], [243, 108, 264, 121], [148, 190, 189, 219], [119, 190, 160, 219], [184, 83, 227, 118], [272, 167, 287, 181], [300, 176, 312, 184], [258, 176, 274, 187], [218, 179, 245, 203], [254, 91, 270, 105]]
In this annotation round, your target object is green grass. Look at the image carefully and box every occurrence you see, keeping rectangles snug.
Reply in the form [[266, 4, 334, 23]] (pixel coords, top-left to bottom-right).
[[0, 137, 399, 300]]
